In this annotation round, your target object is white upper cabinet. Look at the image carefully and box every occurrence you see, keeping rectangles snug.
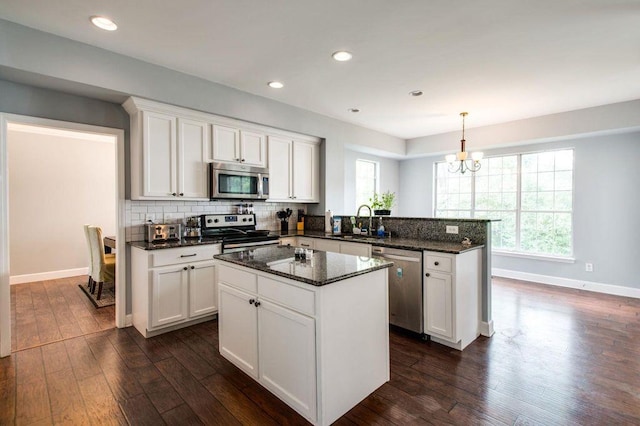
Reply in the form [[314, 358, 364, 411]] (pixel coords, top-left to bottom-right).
[[125, 99, 209, 200], [211, 124, 239, 164], [268, 136, 319, 203], [212, 124, 267, 168], [268, 136, 293, 201], [141, 111, 176, 198], [123, 97, 319, 201], [177, 118, 209, 198]]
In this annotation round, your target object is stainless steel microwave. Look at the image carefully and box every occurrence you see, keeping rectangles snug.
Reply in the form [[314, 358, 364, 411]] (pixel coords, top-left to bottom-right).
[[209, 162, 269, 200]]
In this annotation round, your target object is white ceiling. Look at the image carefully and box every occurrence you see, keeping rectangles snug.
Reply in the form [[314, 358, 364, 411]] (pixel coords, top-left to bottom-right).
[[1, 0, 639, 139]]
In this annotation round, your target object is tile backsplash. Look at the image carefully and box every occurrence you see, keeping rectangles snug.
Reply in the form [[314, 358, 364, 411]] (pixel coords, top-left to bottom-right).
[[125, 200, 306, 242]]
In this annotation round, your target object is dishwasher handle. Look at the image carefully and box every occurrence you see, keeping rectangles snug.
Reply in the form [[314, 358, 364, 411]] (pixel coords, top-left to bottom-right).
[[373, 252, 421, 262]]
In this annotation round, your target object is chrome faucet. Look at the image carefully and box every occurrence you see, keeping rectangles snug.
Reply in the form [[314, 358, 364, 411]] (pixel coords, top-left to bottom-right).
[[356, 204, 373, 236]]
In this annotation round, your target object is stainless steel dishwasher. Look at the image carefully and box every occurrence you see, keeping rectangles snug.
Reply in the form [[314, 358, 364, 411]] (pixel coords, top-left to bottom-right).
[[372, 246, 423, 333]]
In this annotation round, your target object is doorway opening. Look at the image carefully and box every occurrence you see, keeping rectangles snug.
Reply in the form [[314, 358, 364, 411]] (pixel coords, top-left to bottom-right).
[[0, 114, 126, 357]]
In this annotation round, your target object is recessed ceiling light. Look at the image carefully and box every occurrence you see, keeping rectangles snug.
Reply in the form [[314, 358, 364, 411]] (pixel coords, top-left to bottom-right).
[[268, 81, 284, 89], [348, 108, 360, 113], [90, 16, 118, 31], [409, 90, 423, 97], [332, 51, 353, 62]]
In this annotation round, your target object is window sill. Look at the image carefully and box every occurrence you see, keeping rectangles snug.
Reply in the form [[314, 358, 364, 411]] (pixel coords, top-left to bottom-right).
[[492, 250, 575, 263]]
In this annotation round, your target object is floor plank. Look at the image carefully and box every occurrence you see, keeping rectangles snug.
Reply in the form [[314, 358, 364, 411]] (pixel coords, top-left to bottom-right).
[[4, 276, 640, 425]]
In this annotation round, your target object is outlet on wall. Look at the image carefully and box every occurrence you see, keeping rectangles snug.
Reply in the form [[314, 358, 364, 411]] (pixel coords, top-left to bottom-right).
[[585, 263, 593, 272], [446, 225, 459, 234]]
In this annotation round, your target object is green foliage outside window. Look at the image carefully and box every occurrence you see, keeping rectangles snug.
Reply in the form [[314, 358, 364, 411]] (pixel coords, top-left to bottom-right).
[[435, 149, 573, 257]]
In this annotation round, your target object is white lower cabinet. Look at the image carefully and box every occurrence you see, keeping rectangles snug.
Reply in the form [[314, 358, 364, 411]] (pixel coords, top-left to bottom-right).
[[217, 262, 389, 426], [423, 249, 481, 350], [218, 283, 259, 378], [218, 277, 317, 420], [292, 237, 372, 257], [132, 244, 221, 337], [258, 299, 317, 419]]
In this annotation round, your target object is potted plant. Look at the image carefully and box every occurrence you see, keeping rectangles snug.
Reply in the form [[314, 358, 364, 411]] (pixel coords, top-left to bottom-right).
[[369, 191, 395, 216]]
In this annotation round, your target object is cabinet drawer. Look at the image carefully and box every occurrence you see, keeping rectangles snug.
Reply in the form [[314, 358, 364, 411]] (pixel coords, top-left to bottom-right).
[[297, 238, 314, 249], [218, 264, 257, 293], [424, 253, 453, 273], [151, 245, 221, 267], [258, 276, 315, 316]]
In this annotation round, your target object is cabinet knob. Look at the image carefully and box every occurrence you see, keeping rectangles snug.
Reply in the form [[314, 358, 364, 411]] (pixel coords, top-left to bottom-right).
[[425, 273, 431, 277], [240, 158, 245, 162], [190, 266, 195, 270], [183, 267, 188, 271], [254, 301, 261, 307], [249, 298, 255, 305], [179, 193, 184, 196], [434, 261, 439, 266], [172, 192, 177, 196]]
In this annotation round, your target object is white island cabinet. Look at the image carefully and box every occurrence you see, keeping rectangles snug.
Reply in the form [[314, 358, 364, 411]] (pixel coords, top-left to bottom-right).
[[216, 247, 391, 426], [131, 243, 221, 337]]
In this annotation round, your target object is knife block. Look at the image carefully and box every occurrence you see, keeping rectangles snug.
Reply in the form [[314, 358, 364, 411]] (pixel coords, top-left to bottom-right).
[[280, 220, 288, 233]]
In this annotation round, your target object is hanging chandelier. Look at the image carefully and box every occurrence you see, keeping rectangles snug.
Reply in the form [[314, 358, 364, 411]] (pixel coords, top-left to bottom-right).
[[446, 112, 483, 174]]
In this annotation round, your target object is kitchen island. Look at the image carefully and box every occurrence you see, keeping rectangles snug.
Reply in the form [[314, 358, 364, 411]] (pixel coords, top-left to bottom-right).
[[215, 246, 393, 426]]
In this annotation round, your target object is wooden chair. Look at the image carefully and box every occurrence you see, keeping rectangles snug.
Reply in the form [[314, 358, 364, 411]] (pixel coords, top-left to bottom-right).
[[87, 225, 116, 300]]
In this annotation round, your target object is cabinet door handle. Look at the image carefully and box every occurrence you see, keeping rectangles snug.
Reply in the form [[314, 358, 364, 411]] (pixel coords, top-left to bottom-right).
[[301, 244, 310, 247], [190, 266, 195, 270], [249, 298, 255, 305], [180, 254, 197, 258], [425, 273, 431, 277], [434, 261, 439, 266], [171, 192, 177, 196], [183, 267, 188, 271], [240, 158, 245, 162], [254, 301, 261, 307], [179, 193, 184, 196]]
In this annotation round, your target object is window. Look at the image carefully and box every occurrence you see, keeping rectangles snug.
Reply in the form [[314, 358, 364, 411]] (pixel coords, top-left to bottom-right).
[[435, 149, 574, 257], [355, 159, 378, 210]]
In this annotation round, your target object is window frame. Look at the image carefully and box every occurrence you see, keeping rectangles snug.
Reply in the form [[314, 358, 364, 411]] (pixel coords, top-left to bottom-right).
[[434, 148, 575, 260], [355, 159, 379, 211]]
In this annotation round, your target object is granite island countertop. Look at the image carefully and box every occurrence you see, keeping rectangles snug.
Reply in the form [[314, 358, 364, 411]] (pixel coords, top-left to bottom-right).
[[278, 230, 484, 254], [215, 245, 393, 286]]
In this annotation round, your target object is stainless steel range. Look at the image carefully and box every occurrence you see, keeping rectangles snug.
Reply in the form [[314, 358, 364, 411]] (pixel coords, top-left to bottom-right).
[[200, 213, 280, 253]]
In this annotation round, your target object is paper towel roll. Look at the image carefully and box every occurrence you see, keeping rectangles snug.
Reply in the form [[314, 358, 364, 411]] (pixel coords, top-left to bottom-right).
[[324, 210, 333, 233]]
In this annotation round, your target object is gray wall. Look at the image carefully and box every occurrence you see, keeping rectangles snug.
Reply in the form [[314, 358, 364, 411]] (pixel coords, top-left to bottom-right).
[[343, 148, 400, 215], [0, 19, 405, 214], [398, 131, 640, 290]]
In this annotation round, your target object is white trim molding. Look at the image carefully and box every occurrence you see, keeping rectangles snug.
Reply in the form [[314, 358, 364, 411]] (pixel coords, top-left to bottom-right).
[[479, 320, 495, 337], [10, 268, 89, 285], [493, 268, 640, 299]]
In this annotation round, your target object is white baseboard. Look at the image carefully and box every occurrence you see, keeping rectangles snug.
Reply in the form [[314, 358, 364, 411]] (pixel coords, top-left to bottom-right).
[[10, 267, 88, 285], [479, 320, 494, 337], [124, 314, 133, 328], [492, 268, 640, 299]]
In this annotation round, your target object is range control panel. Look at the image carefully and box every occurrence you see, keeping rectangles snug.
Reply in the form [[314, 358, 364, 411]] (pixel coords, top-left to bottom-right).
[[201, 214, 255, 229]]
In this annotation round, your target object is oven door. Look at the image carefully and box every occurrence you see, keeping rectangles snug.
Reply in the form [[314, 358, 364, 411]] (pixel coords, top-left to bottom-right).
[[210, 163, 268, 200]]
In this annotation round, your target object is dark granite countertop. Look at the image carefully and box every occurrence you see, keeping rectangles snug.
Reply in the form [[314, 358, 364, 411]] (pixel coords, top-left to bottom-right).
[[215, 245, 393, 286], [278, 230, 484, 254], [129, 238, 223, 250]]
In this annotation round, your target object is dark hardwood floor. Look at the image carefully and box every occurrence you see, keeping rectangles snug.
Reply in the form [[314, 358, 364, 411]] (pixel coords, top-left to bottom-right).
[[2, 276, 639, 425], [10, 276, 116, 352]]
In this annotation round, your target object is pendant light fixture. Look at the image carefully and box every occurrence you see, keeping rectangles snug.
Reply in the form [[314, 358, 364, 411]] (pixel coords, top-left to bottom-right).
[[446, 112, 483, 174]]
